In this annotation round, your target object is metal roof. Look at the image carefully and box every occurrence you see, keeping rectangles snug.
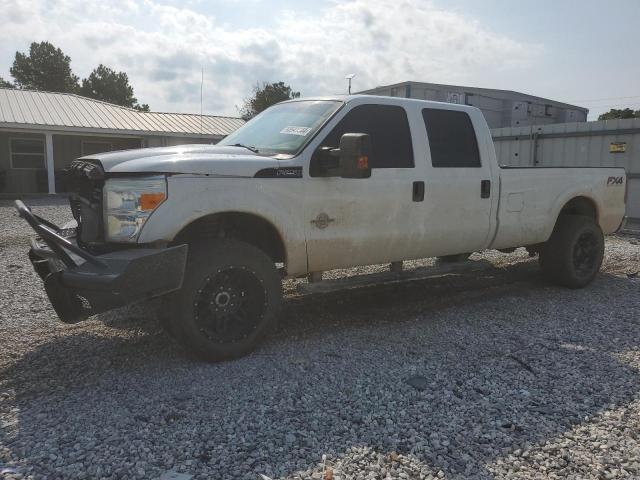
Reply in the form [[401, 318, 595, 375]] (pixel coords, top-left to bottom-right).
[[0, 88, 244, 138], [357, 81, 588, 112]]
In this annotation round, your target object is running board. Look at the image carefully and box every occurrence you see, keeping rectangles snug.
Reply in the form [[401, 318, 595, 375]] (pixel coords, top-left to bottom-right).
[[297, 259, 495, 295]]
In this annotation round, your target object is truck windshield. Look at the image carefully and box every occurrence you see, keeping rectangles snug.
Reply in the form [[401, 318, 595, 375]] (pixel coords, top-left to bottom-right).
[[219, 100, 343, 157]]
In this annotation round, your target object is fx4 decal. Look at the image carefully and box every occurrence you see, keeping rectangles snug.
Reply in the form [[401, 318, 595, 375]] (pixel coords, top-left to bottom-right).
[[607, 176, 624, 186]]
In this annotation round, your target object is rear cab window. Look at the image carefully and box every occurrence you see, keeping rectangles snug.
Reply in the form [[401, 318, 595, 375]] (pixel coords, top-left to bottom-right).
[[422, 109, 481, 168]]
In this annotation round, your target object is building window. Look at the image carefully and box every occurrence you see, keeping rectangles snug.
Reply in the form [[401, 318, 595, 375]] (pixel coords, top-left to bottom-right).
[[545, 104, 554, 117], [10, 138, 46, 169], [446, 92, 464, 104], [82, 141, 112, 156], [464, 93, 474, 106]]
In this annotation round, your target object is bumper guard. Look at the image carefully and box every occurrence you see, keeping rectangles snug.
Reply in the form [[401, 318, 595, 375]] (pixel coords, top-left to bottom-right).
[[15, 200, 187, 324]]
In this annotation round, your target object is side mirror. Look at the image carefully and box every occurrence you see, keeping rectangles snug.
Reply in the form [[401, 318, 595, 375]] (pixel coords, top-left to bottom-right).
[[338, 133, 372, 179]]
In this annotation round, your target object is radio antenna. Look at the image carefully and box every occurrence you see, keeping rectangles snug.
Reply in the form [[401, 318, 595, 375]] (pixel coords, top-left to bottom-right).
[[345, 73, 356, 95]]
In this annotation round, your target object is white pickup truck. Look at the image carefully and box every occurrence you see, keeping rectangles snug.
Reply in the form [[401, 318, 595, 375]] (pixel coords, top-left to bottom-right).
[[17, 95, 627, 361]]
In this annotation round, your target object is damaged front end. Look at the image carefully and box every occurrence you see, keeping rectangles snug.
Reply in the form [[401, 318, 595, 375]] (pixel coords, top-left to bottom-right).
[[66, 159, 107, 252], [16, 159, 187, 324]]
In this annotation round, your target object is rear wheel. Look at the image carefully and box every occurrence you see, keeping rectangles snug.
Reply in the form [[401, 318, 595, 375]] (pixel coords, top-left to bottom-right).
[[539, 215, 604, 288], [166, 239, 282, 361]]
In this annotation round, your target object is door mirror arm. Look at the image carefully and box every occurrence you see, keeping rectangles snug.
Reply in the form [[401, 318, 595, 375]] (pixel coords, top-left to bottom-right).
[[311, 134, 372, 178], [317, 146, 340, 170], [310, 147, 340, 177]]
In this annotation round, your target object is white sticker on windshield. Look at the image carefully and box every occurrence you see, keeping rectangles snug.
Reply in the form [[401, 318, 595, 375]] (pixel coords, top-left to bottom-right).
[[280, 126, 312, 136]]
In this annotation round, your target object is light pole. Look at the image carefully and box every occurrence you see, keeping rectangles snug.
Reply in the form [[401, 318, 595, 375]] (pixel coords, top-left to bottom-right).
[[345, 73, 355, 95]]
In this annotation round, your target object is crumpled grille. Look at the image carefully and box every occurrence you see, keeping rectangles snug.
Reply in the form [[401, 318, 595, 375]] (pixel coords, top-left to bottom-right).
[[66, 159, 104, 180], [65, 159, 105, 246]]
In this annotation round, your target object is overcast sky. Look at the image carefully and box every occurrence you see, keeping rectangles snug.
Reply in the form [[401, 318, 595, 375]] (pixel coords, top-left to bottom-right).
[[1, 0, 638, 119]]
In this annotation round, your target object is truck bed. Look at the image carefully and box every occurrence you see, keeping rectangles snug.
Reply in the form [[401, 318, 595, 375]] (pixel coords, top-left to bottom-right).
[[490, 166, 626, 250]]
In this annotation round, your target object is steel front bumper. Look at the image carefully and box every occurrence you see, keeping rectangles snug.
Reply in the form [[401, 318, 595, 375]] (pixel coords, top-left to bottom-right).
[[15, 200, 187, 324]]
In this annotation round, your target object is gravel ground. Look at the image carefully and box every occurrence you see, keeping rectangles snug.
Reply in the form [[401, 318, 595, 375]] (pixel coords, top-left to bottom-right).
[[1, 198, 639, 480]]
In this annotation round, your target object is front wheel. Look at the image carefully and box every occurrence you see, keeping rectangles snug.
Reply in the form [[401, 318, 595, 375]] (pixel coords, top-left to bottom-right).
[[166, 239, 282, 361], [539, 215, 604, 288]]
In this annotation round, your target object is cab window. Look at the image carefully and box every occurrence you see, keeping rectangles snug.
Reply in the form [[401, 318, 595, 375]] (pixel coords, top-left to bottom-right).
[[319, 104, 414, 169], [422, 108, 481, 167]]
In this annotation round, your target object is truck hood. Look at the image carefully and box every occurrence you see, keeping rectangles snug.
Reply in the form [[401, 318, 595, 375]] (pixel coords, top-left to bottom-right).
[[82, 144, 280, 177]]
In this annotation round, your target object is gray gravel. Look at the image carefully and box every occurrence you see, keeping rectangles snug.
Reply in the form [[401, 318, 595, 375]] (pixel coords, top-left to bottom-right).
[[1, 198, 640, 480]]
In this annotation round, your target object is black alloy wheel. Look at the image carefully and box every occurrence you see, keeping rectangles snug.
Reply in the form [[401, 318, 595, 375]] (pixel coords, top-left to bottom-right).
[[572, 231, 600, 277], [166, 239, 282, 361], [539, 215, 604, 289], [194, 267, 267, 344]]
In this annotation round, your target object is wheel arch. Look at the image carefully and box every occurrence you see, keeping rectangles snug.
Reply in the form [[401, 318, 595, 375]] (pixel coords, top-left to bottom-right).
[[172, 211, 287, 264], [557, 195, 599, 222], [542, 194, 600, 241], [528, 195, 601, 254]]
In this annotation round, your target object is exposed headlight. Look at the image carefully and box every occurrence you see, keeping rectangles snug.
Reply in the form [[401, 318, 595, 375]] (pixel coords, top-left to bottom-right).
[[103, 176, 167, 242]]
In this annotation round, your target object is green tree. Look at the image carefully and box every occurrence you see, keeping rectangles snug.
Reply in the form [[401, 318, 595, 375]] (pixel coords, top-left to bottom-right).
[[80, 64, 149, 111], [0, 76, 14, 88], [10, 41, 79, 92], [598, 108, 640, 120], [240, 81, 300, 120]]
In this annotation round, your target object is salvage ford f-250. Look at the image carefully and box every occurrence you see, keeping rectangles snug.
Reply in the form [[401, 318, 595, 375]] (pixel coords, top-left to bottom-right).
[[16, 95, 627, 361]]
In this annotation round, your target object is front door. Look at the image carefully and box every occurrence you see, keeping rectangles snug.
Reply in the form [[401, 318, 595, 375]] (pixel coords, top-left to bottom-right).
[[304, 102, 426, 272]]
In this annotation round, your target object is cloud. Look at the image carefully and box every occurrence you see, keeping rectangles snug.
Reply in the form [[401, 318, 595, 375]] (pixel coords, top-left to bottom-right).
[[0, 0, 541, 116]]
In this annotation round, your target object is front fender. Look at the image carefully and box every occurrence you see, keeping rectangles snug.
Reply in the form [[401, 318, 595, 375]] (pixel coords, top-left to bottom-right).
[[138, 175, 308, 276]]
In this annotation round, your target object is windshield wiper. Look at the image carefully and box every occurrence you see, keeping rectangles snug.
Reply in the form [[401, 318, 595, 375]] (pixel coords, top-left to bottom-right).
[[231, 143, 260, 154]]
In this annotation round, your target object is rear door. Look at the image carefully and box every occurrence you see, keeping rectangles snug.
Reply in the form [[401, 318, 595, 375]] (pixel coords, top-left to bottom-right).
[[418, 107, 495, 256]]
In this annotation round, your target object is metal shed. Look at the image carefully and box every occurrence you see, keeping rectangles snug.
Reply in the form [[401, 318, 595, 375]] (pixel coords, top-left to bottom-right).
[[358, 81, 588, 128]]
